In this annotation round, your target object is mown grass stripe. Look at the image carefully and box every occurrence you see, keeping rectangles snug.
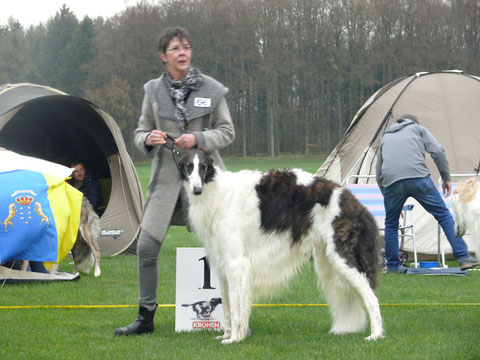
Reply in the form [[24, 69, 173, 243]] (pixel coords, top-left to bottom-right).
[[1, 303, 480, 310]]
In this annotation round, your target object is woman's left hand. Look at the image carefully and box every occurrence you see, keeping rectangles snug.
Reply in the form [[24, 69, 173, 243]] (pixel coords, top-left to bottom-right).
[[174, 134, 197, 149]]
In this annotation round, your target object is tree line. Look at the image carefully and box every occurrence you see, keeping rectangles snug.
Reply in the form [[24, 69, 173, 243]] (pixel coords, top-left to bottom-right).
[[1, 0, 479, 160]]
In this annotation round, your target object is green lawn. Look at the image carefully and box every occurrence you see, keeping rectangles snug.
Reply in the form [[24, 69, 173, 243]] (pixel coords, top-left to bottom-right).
[[2, 154, 480, 359]]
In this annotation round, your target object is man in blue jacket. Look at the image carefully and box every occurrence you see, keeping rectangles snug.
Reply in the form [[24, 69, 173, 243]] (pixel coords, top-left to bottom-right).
[[69, 161, 104, 214], [376, 115, 480, 273]]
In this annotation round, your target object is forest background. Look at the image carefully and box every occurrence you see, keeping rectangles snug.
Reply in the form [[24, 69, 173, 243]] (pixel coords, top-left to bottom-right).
[[1, 0, 479, 161]]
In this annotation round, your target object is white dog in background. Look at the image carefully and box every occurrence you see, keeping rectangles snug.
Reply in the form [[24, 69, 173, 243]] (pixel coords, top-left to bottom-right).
[[450, 178, 480, 257], [178, 150, 383, 344]]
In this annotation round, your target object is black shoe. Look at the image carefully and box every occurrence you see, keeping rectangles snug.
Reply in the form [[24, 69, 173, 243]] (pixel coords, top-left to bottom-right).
[[386, 265, 407, 274], [387, 268, 401, 274], [114, 305, 156, 336], [459, 256, 480, 271]]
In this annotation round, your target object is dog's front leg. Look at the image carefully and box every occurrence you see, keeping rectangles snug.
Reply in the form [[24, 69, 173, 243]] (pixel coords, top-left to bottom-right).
[[221, 256, 251, 344], [215, 273, 232, 340]]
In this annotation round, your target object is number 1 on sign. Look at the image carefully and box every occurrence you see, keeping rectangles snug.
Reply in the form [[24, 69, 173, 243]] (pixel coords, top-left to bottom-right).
[[199, 256, 215, 289]]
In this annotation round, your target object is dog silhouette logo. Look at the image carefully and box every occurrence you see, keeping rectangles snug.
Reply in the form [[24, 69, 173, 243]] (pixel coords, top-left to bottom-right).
[[182, 297, 222, 319]]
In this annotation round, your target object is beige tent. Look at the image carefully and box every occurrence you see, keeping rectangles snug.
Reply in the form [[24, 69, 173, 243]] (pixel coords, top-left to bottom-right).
[[316, 70, 480, 256], [0, 83, 143, 256]]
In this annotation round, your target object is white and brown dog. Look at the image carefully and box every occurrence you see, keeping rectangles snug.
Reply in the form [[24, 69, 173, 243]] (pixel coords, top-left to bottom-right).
[[179, 149, 383, 344], [450, 178, 480, 257]]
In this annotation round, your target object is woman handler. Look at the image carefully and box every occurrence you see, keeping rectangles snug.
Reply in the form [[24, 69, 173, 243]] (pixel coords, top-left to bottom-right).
[[115, 27, 235, 336]]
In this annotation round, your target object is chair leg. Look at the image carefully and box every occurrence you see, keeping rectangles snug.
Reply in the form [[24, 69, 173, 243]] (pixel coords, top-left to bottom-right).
[[412, 231, 418, 268], [437, 225, 448, 268]]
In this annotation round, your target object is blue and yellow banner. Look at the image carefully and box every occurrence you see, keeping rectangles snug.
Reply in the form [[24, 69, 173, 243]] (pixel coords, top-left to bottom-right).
[[0, 170, 82, 266]]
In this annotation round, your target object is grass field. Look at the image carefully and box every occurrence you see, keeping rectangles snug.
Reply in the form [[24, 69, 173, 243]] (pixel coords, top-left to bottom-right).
[[2, 155, 480, 359]]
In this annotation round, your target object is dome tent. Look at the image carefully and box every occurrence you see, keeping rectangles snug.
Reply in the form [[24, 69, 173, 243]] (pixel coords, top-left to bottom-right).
[[316, 70, 480, 256], [0, 83, 143, 256]]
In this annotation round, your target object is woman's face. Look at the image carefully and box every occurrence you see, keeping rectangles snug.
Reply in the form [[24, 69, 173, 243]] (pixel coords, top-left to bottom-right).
[[160, 37, 192, 80]]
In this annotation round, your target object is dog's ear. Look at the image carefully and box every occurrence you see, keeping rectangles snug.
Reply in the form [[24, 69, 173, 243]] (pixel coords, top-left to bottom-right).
[[203, 151, 216, 184]]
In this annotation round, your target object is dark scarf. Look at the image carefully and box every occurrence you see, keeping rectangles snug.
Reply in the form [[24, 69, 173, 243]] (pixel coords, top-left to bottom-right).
[[163, 67, 203, 130]]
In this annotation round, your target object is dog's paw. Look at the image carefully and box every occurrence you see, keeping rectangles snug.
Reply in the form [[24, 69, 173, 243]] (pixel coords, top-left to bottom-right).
[[94, 268, 101, 277], [221, 337, 243, 345], [365, 333, 384, 341], [215, 331, 231, 340]]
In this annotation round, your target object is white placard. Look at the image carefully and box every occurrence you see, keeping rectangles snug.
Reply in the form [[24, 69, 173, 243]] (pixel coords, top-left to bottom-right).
[[194, 97, 211, 108], [175, 247, 224, 332]]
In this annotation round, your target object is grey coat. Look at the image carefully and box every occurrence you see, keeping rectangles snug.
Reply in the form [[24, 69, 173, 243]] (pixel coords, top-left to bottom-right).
[[376, 118, 450, 192], [134, 73, 235, 241]]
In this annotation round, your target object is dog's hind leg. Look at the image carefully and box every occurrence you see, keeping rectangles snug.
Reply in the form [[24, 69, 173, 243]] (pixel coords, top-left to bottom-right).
[[221, 256, 252, 344], [471, 221, 480, 259], [90, 241, 101, 277], [81, 219, 101, 277]]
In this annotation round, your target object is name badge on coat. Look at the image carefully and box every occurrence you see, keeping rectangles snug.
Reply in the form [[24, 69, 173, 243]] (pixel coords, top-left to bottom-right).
[[194, 97, 211, 108]]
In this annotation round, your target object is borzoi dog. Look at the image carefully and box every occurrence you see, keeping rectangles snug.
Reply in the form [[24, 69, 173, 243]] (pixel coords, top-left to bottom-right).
[[450, 178, 480, 257], [71, 196, 102, 277], [179, 150, 383, 344]]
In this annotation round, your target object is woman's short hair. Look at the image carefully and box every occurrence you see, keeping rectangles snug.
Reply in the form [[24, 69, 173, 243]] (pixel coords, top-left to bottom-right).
[[157, 27, 191, 53]]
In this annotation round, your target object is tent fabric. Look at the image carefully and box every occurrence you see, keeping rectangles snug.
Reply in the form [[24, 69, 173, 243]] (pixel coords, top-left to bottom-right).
[[316, 70, 480, 256], [0, 83, 143, 256], [0, 265, 80, 283]]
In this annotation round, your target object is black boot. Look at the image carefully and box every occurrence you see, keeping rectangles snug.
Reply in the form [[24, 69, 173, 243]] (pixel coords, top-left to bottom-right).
[[114, 305, 156, 336]]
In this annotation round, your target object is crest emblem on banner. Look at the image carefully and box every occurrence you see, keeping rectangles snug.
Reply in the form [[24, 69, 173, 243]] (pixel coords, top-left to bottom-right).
[[0, 189, 50, 231], [15, 191, 35, 226]]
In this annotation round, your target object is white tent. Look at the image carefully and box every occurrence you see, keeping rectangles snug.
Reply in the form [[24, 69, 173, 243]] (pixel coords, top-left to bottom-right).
[[316, 70, 480, 256]]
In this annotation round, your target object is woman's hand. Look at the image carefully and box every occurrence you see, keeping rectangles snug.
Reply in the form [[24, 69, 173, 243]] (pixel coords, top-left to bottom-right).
[[145, 130, 167, 146], [174, 134, 197, 149]]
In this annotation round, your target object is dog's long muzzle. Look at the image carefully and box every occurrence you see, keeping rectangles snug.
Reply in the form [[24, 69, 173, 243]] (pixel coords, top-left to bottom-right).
[[188, 168, 204, 195], [193, 185, 203, 195]]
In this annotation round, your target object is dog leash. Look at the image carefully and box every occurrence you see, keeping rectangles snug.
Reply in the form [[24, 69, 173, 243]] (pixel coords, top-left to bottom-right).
[[164, 134, 182, 172]]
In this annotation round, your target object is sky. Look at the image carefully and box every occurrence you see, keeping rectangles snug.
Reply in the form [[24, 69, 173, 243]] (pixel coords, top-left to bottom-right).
[[0, 0, 136, 27]]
